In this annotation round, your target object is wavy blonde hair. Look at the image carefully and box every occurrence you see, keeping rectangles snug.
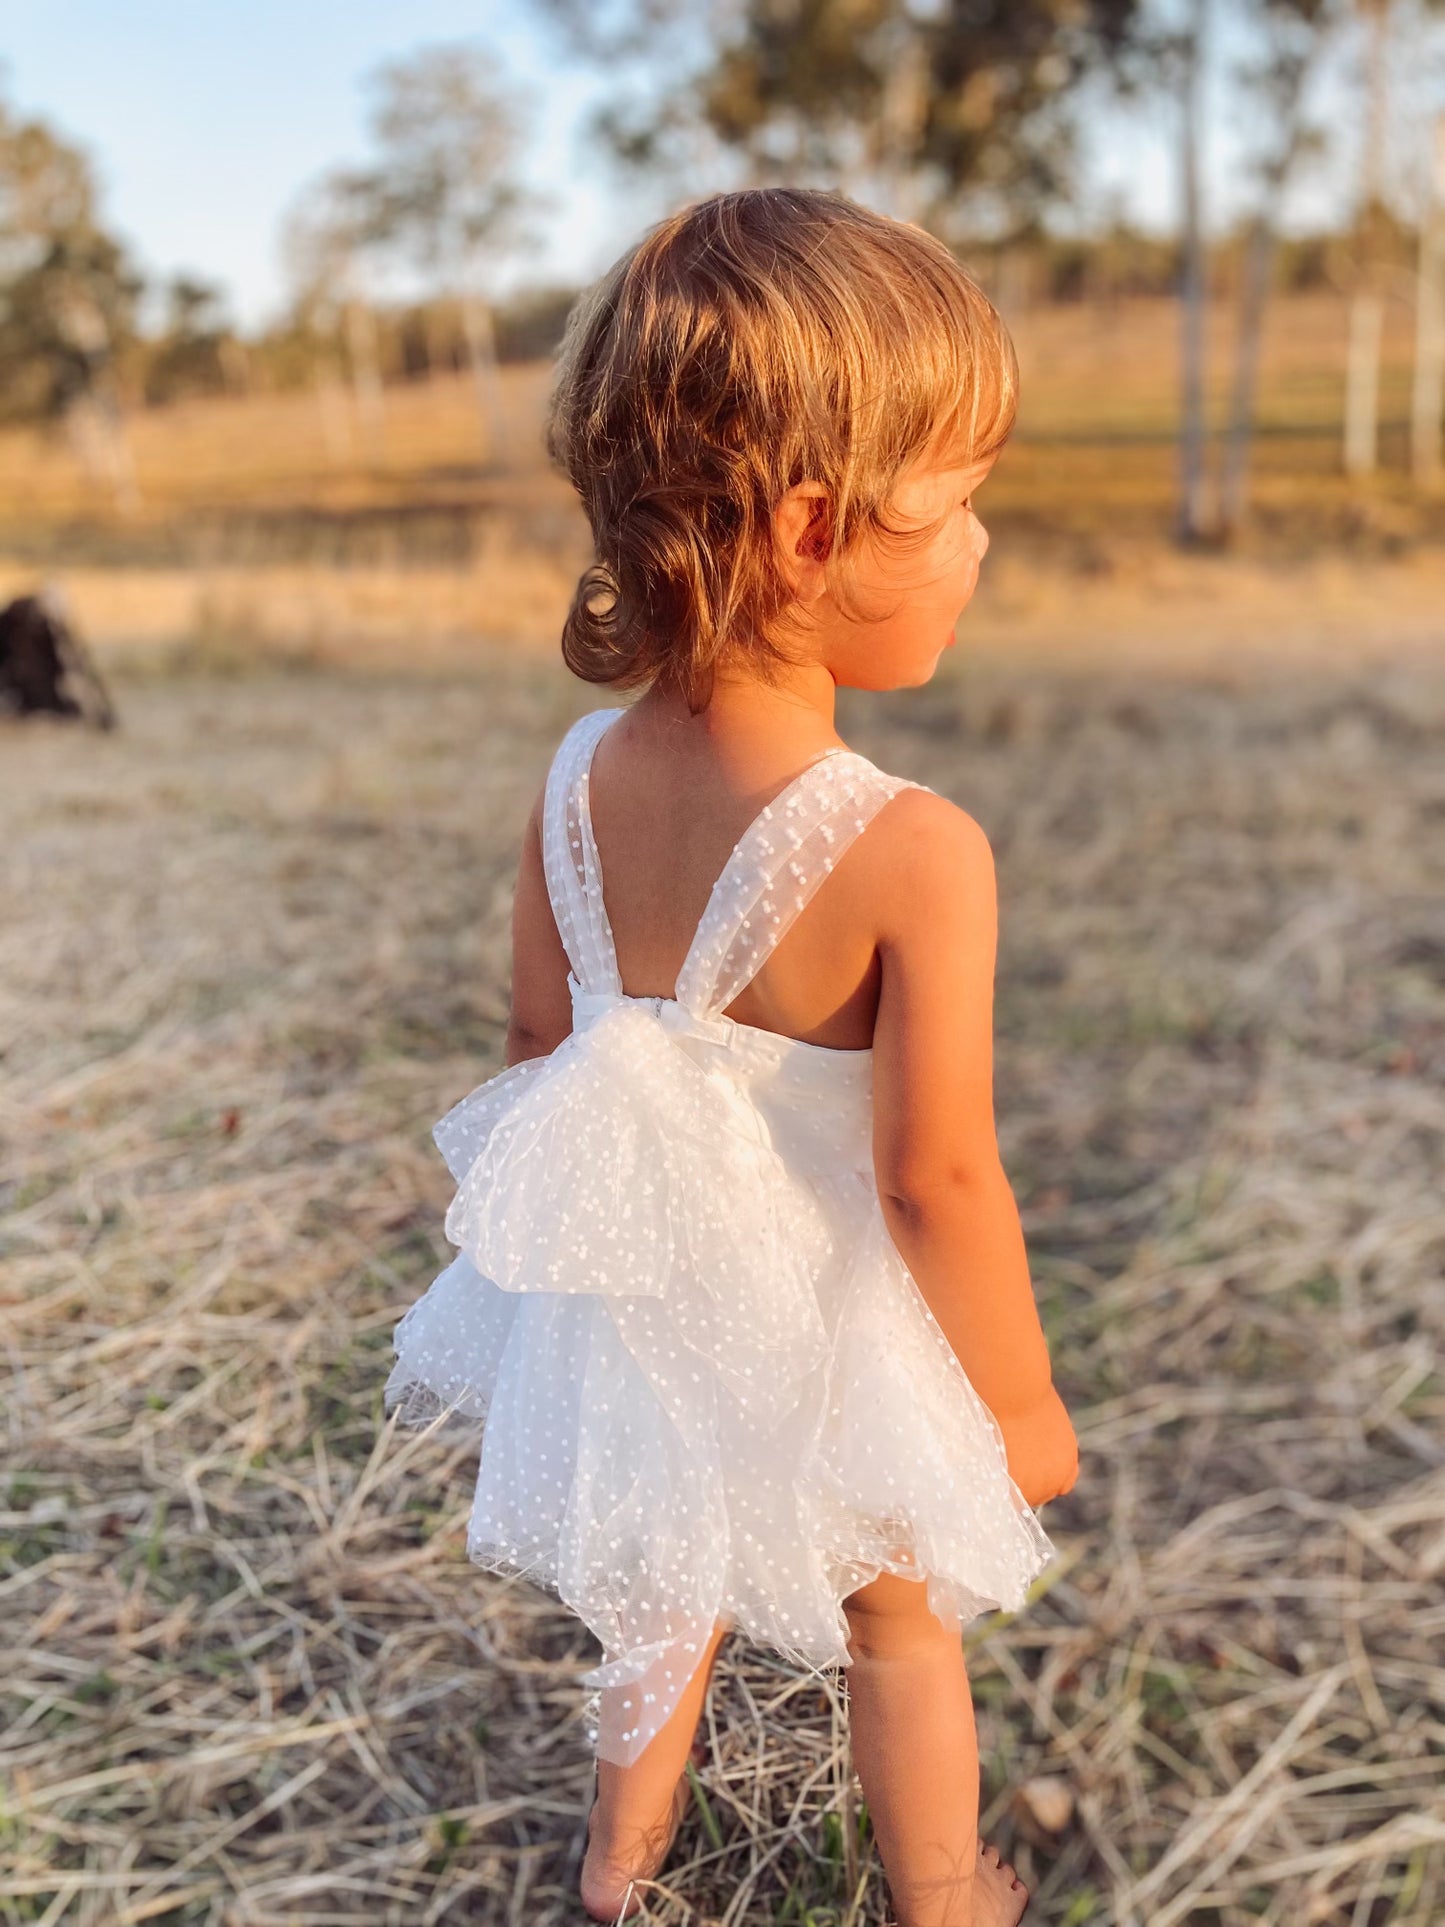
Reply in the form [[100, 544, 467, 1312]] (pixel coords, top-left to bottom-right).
[[545, 186, 1017, 711]]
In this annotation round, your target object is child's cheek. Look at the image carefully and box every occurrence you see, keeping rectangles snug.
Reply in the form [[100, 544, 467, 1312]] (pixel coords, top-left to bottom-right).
[[959, 522, 988, 590]]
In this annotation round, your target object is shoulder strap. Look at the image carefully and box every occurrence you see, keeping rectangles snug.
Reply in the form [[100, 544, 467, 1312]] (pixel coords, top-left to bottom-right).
[[676, 750, 923, 1019], [541, 707, 625, 995]]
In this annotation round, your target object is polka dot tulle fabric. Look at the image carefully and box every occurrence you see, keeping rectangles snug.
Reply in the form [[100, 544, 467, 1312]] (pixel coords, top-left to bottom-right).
[[384, 707, 1055, 1764]]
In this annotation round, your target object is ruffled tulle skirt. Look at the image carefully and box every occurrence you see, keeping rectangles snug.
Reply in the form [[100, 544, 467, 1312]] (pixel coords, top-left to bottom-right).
[[384, 1158, 1056, 1765]]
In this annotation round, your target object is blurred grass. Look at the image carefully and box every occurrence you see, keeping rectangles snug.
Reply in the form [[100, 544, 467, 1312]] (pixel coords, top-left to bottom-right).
[[2, 648, 1442, 1922]]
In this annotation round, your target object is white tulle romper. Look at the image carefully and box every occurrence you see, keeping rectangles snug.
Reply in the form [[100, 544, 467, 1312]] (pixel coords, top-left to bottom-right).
[[384, 705, 1055, 1765]]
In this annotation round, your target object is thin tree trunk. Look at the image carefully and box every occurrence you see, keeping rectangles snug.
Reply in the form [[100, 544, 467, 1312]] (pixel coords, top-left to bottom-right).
[[1178, 0, 1211, 543], [422, 300, 451, 383], [1219, 217, 1275, 537], [218, 336, 251, 396], [1218, 37, 1314, 540], [96, 380, 140, 515], [877, 26, 929, 223], [344, 299, 386, 459], [1345, 291, 1384, 473], [460, 292, 502, 463], [1344, 0, 1391, 478], [314, 355, 353, 464], [63, 395, 115, 500], [1410, 116, 1445, 486], [58, 291, 140, 514], [998, 246, 1033, 316]]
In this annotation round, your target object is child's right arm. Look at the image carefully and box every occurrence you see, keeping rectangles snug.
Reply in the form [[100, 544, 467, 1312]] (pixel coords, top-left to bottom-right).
[[504, 788, 575, 1068], [869, 790, 1079, 1509]]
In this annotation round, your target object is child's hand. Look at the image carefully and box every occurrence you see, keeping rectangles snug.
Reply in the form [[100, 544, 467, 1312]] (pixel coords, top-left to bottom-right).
[[992, 1385, 1079, 1509]]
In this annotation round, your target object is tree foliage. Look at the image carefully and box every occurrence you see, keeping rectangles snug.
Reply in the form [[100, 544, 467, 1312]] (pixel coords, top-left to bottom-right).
[[284, 43, 540, 319], [143, 275, 234, 405], [0, 91, 144, 421], [544, 0, 1144, 235], [355, 45, 536, 291]]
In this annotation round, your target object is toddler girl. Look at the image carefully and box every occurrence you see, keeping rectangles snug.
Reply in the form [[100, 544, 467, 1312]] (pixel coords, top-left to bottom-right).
[[385, 186, 1080, 1927]]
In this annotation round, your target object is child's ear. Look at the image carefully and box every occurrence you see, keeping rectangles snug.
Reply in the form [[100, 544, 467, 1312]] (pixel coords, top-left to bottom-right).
[[774, 481, 832, 600]]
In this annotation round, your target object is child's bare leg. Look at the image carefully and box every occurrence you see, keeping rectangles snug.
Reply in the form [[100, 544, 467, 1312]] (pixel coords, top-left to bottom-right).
[[581, 1617, 730, 1921], [842, 1571, 1027, 1927]]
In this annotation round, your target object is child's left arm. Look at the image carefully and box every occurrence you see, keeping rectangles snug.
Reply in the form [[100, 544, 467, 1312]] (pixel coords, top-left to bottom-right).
[[869, 790, 1079, 1508], [504, 787, 575, 1067]]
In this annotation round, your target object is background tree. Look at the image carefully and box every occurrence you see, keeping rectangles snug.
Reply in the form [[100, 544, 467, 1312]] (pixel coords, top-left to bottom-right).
[[283, 167, 387, 461], [1412, 112, 1445, 481], [0, 89, 143, 505], [1344, 0, 1393, 476], [1175, 0, 1212, 543], [347, 43, 541, 460], [142, 274, 236, 406], [548, 0, 1142, 246], [1217, 0, 1331, 538], [549, 0, 1300, 540]]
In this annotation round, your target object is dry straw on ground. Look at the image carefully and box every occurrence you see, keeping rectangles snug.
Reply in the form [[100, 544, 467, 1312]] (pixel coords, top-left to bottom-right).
[[2, 647, 1442, 1924]]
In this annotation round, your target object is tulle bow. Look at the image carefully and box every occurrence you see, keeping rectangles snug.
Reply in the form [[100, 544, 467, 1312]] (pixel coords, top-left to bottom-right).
[[434, 981, 834, 1426]]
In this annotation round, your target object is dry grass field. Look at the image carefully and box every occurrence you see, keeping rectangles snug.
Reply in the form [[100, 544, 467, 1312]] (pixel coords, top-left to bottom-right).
[[3, 633, 1443, 1924], [2, 281, 1443, 1922]]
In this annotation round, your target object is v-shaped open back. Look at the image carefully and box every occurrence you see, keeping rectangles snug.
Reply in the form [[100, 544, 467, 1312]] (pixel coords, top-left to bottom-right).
[[541, 706, 923, 1022]]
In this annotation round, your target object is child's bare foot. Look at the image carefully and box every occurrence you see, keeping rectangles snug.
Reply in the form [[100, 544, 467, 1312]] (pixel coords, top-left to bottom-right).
[[972, 1839, 1029, 1924], [579, 1739, 705, 1922], [882, 1839, 1028, 1927]]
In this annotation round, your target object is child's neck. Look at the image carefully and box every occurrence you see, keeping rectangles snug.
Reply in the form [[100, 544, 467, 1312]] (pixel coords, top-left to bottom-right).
[[633, 658, 842, 767]]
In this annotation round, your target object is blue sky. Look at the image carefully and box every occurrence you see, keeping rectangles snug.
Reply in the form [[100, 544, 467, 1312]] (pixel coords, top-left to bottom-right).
[[2, 0, 644, 326], [1, 0, 1393, 332]]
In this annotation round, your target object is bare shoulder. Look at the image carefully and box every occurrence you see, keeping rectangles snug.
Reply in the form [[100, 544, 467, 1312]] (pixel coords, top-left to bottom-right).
[[848, 784, 997, 944]]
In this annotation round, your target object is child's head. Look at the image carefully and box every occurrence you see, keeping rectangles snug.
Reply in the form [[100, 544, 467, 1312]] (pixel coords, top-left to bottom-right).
[[546, 186, 1016, 709]]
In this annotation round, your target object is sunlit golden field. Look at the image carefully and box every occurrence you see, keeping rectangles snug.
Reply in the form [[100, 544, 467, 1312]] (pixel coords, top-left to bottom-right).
[[2, 281, 1443, 1923], [0, 292, 1443, 679], [0, 294, 1435, 531], [3, 641, 1442, 1923]]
